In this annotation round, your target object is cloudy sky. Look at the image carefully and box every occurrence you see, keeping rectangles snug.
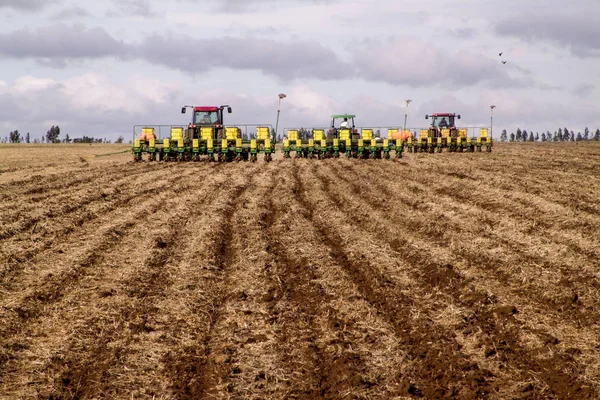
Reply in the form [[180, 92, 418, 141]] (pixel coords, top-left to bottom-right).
[[1, 0, 599, 141]]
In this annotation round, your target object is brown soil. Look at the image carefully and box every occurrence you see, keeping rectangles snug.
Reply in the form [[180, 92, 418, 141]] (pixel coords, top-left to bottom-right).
[[1, 142, 599, 399]]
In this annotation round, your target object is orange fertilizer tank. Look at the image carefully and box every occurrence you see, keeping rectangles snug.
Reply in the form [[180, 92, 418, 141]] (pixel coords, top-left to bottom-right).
[[390, 129, 413, 141], [139, 127, 156, 142]]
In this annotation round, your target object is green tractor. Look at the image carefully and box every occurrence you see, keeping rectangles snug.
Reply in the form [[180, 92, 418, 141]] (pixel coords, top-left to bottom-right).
[[282, 114, 402, 159]]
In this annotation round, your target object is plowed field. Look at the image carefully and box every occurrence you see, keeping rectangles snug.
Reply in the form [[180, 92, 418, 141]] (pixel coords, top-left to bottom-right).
[[1, 143, 599, 399]]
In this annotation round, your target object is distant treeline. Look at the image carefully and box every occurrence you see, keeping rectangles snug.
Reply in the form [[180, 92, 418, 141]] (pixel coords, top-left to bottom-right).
[[499, 127, 600, 142], [4, 125, 600, 144], [3, 126, 125, 144]]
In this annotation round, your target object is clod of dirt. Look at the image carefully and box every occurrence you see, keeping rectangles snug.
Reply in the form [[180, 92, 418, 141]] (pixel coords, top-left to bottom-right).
[[99, 289, 115, 298], [155, 238, 168, 249], [492, 305, 518, 318], [485, 348, 497, 358]]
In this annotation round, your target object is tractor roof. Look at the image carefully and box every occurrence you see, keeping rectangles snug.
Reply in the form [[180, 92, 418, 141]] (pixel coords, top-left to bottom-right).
[[331, 114, 356, 119], [193, 106, 219, 112], [431, 113, 457, 117]]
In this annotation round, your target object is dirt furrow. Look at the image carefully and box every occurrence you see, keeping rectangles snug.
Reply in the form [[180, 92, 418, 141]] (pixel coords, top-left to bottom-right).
[[0, 162, 172, 241], [0, 172, 204, 382], [290, 161, 499, 398], [168, 176, 254, 399], [429, 170, 600, 263], [0, 165, 204, 285], [313, 160, 598, 398], [0, 160, 148, 201], [333, 160, 600, 329], [1, 165, 249, 398], [264, 165, 409, 398]]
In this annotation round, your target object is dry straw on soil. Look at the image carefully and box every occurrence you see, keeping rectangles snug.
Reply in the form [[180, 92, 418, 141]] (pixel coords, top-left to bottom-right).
[[0, 142, 599, 399]]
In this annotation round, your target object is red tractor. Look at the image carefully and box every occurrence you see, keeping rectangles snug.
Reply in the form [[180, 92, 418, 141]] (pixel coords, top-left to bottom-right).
[[422, 112, 467, 152], [425, 113, 461, 138], [181, 104, 233, 140]]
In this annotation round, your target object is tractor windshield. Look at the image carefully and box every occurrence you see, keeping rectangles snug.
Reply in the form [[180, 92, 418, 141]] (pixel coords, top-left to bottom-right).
[[194, 111, 219, 125], [432, 115, 455, 128]]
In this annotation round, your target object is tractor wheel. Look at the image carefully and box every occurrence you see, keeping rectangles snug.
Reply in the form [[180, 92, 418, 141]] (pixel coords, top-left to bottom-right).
[[217, 129, 224, 140]]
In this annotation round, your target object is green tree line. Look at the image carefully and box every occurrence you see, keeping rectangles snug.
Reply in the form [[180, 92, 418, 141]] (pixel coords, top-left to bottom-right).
[[499, 127, 600, 142], [2, 125, 121, 144]]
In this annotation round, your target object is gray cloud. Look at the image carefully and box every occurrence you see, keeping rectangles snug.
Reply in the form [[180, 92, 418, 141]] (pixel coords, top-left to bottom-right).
[[450, 27, 476, 39], [352, 37, 530, 89], [494, 12, 600, 57], [0, 0, 50, 10], [0, 24, 127, 61], [52, 6, 91, 20], [571, 83, 595, 97], [136, 34, 355, 81], [189, 0, 339, 14], [0, 23, 352, 81], [107, 0, 159, 17]]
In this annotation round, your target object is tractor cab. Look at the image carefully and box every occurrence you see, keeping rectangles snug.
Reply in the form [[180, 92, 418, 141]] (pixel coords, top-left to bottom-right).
[[329, 114, 357, 139], [182, 104, 232, 139], [425, 113, 461, 137], [181, 105, 232, 127], [331, 114, 356, 129]]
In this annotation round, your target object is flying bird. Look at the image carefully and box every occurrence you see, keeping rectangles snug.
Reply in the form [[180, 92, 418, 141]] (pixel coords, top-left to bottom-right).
[[502, 61, 507, 64], [499, 52, 503, 56]]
